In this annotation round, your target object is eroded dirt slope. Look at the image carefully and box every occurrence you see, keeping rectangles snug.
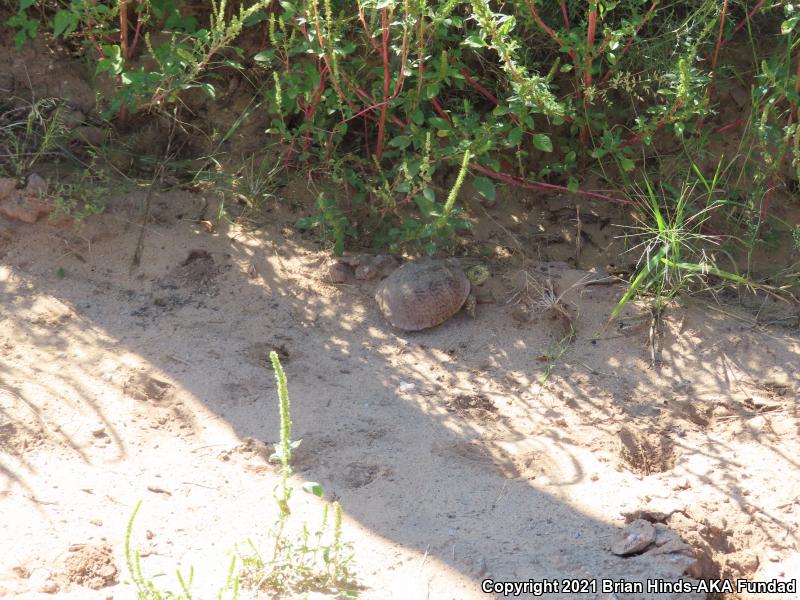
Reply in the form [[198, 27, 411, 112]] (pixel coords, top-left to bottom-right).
[[0, 192, 798, 599]]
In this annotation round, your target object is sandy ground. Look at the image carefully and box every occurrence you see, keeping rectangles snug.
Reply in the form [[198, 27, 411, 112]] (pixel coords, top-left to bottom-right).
[[0, 188, 798, 600]]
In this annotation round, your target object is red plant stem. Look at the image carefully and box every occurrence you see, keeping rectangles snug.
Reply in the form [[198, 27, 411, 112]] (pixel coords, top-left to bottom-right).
[[284, 137, 297, 170], [715, 118, 744, 134], [431, 98, 452, 124], [80, 0, 105, 57], [706, 0, 728, 106], [726, 0, 767, 46], [375, 7, 391, 161], [581, 1, 598, 146], [349, 0, 410, 122], [459, 68, 499, 105], [119, 0, 129, 60], [118, 0, 131, 123], [470, 163, 631, 205], [523, 0, 576, 60], [792, 42, 800, 124], [392, 0, 410, 98], [560, 0, 570, 31], [597, 0, 658, 88], [596, 31, 613, 56], [298, 67, 330, 152], [357, 1, 382, 54], [348, 83, 406, 127], [129, 17, 144, 57]]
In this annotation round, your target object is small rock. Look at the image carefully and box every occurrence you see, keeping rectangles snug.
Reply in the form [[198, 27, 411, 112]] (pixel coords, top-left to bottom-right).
[[511, 304, 533, 323], [711, 404, 732, 418], [39, 579, 59, 594], [337, 255, 362, 267], [60, 109, 86, 129], [25, 173, 47, 197], [327, 261, 351, 283], [74, 126, 107, 146], [747, 415, 767, 432], [372, 254, 400, 276], [611, 519, 656, 555], [0, 174, 53, 223], [355, 263, 378, 280], [397, 381, 416, 393], [354, 254, 399, 280], [741, 553, 800, 599]]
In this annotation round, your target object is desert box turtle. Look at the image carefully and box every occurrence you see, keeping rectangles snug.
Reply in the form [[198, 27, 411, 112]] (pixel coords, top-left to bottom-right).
[[375, 259, 489, 331]]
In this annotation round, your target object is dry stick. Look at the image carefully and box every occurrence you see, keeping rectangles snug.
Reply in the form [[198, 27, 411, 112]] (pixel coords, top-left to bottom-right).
[[470, 162, 630, 205], [129, 164, 165, 272]]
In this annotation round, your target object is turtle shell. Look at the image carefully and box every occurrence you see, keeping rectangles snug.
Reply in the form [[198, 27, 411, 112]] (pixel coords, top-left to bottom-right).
[[375, 259, 470, 331]]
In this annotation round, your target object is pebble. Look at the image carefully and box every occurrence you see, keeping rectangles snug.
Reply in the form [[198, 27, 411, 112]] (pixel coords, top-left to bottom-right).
[[610, 519, 656, 555], [511, 304, 533, 323], [397, 381, 416, 393]]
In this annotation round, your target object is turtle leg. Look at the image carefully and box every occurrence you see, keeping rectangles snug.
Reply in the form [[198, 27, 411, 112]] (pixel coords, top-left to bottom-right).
[[464, 293, 477, 319]]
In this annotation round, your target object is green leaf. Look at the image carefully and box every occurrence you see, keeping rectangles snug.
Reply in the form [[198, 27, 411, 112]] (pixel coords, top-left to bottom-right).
[[253, 50, 272, 62], [388, 135, 411, 149], [531, 133, 553, 152], [620, 158, 635, 172], [424, 82, 440, 99], [302, 482, 324, 497], [473, 176, 496, 201], [462, 34, 485, 48], [199, 82, 216, 98], [19, 0, 35, 10], [411, 108, 425, 125], [567, 176, 579, 192], [53, 10, 78, 37], [507, 127, 523, 146], [781, 16, 800, 35], [96, 45, 124, 75]]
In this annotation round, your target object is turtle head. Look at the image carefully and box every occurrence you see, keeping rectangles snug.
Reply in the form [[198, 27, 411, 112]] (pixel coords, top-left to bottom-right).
[[465, 264, 490, 286]]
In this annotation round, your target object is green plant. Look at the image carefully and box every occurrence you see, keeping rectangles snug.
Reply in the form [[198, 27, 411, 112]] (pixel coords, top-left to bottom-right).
[[0, 98, 65, 178], [50, 170, 111, 220], [124, 500, 240, 600], [237, 351, 356, 597], [120, 352, 355, 599], [610, 164, 778, 322], [6, 0, 800, 269]]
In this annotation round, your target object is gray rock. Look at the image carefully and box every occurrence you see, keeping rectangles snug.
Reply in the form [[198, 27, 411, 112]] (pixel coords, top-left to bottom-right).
[[611, 519, 657, 556]]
